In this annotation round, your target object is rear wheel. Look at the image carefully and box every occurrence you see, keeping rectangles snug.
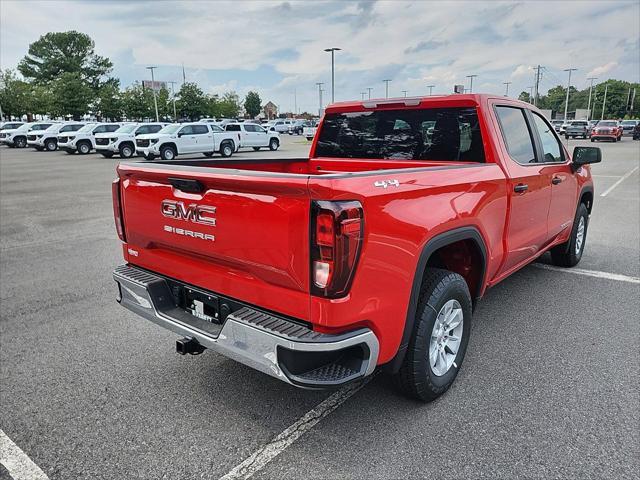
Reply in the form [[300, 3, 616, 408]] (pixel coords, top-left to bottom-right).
[[550, 203, 589, 267], [393, 268, 472, 402], [269, 138, 279, 151], [220, 142, 234, 157], [45, 139, 57, 151]]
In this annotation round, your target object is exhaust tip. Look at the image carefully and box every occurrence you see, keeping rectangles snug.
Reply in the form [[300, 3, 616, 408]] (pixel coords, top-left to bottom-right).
[[176, 337, 206, 355]]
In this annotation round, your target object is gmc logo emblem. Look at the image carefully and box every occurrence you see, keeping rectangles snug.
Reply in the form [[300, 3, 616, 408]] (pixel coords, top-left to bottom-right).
[[161, 200, 216, 226]]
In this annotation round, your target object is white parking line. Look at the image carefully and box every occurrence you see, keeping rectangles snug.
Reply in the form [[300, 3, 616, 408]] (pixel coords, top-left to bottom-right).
[[600, 166, 639, 197], [0, 429, 49, 480], [532, 263, 640, 284], [219, 375, 375, 480]]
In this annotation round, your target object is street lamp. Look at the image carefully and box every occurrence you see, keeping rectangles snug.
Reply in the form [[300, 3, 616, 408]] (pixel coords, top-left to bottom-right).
[[503, 81, 512, 97], [315, 82, 324, 117], [402, 90, 408, 98], [383, 79, 391, 98], [366, 87, 373, 99], [146, 66, 160, 122], [563, 68, 577, 121], [426, 85, 435, 96], [466, 74, 478, 93], [168, 81, 177, 120], [323, 47, 341, 103]]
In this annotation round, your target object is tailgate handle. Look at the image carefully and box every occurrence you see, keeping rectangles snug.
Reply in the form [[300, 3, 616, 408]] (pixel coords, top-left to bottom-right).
[[169, 177, 205, 193]]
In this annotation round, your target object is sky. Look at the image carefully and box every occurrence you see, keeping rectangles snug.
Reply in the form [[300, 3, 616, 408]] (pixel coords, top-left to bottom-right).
[[1, 0, 639, 114]]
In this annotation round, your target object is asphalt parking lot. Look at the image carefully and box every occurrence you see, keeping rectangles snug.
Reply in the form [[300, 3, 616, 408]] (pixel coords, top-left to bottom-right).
[[1, 134, 638, 479]]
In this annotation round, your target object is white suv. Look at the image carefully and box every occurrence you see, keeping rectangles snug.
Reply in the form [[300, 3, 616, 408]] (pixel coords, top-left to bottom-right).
[[95, 123, 166, 158], [28, 122, 85, 151], [59, 123, 121, 154], [224, 123, 280, 150], [1, 122, 55, 148]]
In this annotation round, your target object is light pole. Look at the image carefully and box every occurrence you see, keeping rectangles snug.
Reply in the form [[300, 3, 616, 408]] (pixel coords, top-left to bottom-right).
[[601, 83, 608, 120], [586, 77, 597, 120], [146, 66, 160, 122], [366, 87, 373, 99], [527, 86, 534, 103], [324, 47, 341, 103], [563, 68, 577, 121], [383, 79, 391, 98], [316, 82, 324, 117], [426, 85, 435, 96], [401, 90, 408, 98], [503, 81, 512, 97], [466, 74, 478, 93], [168, 81, 177, 120]]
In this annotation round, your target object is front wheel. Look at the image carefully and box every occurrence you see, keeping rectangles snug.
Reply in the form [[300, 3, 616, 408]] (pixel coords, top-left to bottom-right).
[[269, 138, 279, 151], [119, 144, 134, 158], [550, 203, 589, 267], [45, 139, 57, 151], [14, 137, 27, 148], [393, 268, 472, 402], [160, 145, 176, 160], [77, 142, 91, 154]]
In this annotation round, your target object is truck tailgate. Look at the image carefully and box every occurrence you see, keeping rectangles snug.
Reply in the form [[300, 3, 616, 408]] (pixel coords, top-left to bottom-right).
[[117, 163, 312, 320]]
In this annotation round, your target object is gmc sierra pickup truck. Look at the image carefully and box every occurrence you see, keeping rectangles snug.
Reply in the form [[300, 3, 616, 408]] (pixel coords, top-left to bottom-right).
[[112, 94, 601, 401]]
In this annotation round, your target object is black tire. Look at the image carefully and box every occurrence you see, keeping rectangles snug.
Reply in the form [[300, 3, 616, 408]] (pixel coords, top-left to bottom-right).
[[63, 148, 75, 154], [77, 141, 91, 154], [252, 147, 261, 151], [590, 138, 595, 142], [45, 139, 57, 151], [393, 268, 472, 402], [35, 146, 44, 151], [550, 203, 589, 267], [119, 143, 134, 158], [203, 152, 214, 157], [269, 138, 279, 151], [306, 137, 313, 141], [14, 136, 27, 148], [220, 141, 234, 157], [144, 154, 155, 161], [160, 145, 176, 160], [100, 152, 114, 158]]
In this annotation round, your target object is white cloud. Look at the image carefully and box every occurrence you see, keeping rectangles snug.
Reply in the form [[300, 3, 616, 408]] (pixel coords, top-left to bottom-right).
[[1, 0, 638, 112]]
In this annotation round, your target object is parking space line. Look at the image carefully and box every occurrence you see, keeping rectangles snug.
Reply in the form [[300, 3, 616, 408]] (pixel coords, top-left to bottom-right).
[[219, 375, 375, 480], [0, 429, 49, 480], [600, 166, 639, 197], [532, 263, 640, 284]]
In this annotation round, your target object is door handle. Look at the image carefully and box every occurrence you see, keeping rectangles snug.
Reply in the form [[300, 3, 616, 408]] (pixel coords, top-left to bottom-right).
[[514, 183, 529, 193], [552, 177, 562, 185]]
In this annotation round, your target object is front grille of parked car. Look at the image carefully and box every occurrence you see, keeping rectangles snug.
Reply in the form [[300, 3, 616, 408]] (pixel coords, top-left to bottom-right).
[[58, 136, 67, 143], [136, 139, 150, 147], [96, 138, 109, 145], [0, 133, 6, 139]]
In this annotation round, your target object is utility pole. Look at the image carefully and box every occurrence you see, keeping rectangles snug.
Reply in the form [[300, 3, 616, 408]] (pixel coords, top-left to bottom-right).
[[503, 81, 511, 97], [426, 85, 435, 96], [601, 83, 608, 120], [527, 86, 534, 103], [383, 79, 391, 98], [316, 82, 324, 117], [366, 87, 373, 99], [402, 90, 408, 98], [563, 68, 577, 121], [626, 87, 632, 112], [631, 88, 636, 111], [586, 77, 597, 121], [533, 65, 543, 106], [324, 47, 341, 103], [466, 74, 478, 93], [168, 81, 178, 120], [181, 63, 186, 84], [361, 92, 366, 100], [294, 88, 297, 115], [146, 66, 159, 122]]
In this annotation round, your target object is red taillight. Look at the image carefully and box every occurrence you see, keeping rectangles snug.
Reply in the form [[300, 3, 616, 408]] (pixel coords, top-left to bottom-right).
[[311, 201, 363, 298], [112, 177, 126, 242]]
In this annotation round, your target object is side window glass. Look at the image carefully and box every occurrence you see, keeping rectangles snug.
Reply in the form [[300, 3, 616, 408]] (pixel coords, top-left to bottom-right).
[[532, 113, 563, 163], [179, 126, 193, 135], [136, 126, 148, 135], [192, 125, 209, 134], [148, 125, 162, 133], [211, 125, 223, 133], [93, 126, 106, 134], [107, 125, 119, 132], [495, 106, 536, 164]]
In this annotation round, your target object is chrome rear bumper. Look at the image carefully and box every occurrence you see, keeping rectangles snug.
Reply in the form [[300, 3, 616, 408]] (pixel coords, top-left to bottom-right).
[[113, 264, 379, 388]]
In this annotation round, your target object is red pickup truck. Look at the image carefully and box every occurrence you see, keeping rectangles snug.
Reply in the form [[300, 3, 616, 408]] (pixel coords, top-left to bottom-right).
[[112, 94, 601, 401]]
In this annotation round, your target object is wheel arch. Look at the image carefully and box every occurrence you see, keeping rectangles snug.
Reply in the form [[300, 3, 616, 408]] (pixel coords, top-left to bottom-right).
[[385, 226, 487, 373], [579, 185, 594, 214]]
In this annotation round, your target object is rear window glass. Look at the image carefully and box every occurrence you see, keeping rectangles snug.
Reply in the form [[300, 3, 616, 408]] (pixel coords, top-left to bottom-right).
[[226, 124, 241, 131], [315, 107, 485, 162]]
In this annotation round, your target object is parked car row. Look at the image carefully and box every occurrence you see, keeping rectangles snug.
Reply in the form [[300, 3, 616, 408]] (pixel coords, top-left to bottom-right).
[[0, 119, 288, 159]]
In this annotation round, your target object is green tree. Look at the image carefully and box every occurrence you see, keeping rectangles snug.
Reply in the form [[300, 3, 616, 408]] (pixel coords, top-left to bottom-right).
[[0, 69, 31, 119], [177, 82, 207, 120], [18, 31, 113, 89], [218, 91, 242, 118], [52, 72, 93, 120], [156, 87, 172, 120], [121, 82, 154, 121], [28, 83, 55, 116], [518, 91, 531, 103], [95, 79, 122, 121], [244, 91, 261, 118]]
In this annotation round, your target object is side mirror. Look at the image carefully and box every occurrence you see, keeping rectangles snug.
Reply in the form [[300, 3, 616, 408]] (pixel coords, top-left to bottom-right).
[[572, 146, 601, 167], [177, 132, 183, 138]]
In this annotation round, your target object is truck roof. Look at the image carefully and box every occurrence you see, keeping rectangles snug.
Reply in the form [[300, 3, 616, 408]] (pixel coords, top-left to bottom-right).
[[325, 93, 532, 112]]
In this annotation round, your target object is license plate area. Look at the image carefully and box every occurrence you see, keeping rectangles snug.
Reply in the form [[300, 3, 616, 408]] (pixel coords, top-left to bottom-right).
[[184, 288, 221, 324]]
